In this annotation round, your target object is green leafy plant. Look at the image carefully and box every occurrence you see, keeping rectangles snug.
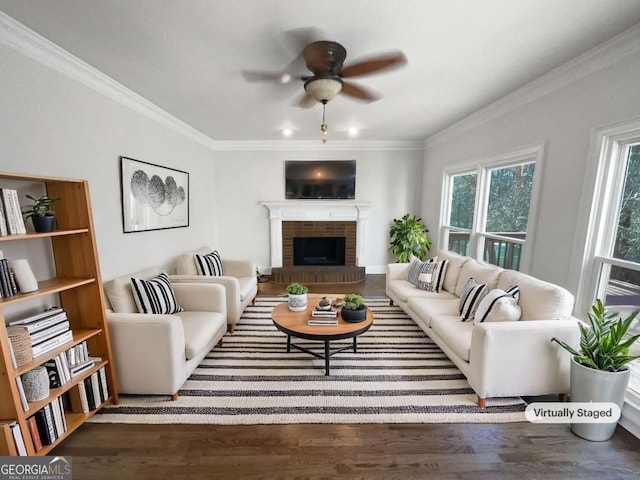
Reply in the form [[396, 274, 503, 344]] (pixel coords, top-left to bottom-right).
[[551, 299, 640, 372], [21, 194, 60, 218], [285, 282, 308, 295], [343, 294, 365, 311], [389, 214, 431, 263]]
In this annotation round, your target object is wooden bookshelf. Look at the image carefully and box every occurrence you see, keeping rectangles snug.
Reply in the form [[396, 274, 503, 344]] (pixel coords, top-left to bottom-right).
[[0, 172, 118, 455]]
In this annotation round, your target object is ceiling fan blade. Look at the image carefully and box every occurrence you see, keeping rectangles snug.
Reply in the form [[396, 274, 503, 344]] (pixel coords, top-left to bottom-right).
[[241, 70, 292, 83], [341, 81, 380, 102], [296, 92, 317, 109], [341, 51, 407, 78]]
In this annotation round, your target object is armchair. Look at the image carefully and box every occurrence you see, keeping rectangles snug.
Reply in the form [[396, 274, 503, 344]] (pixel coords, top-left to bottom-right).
[[171, 246, 258, 332], [104, 267, 227, 399]]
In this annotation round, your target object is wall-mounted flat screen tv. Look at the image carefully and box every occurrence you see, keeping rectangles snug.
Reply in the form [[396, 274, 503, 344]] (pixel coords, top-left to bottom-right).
[[285, 160, 356, 199]]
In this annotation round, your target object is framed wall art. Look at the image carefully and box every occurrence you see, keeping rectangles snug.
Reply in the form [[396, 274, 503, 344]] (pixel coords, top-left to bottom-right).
[[120, 156, 189, 233]]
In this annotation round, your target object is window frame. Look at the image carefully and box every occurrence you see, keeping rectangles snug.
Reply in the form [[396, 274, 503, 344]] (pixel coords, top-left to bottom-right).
[[440, 143, 545, 273]]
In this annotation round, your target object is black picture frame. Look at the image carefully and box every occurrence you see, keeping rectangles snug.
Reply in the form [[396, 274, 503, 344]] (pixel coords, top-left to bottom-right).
[[120, 156, 189, 233]]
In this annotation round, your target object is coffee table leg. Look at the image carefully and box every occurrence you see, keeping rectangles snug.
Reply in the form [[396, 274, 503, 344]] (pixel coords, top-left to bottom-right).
[[287, 334, 291, 353], [325, 341, 330, 376]]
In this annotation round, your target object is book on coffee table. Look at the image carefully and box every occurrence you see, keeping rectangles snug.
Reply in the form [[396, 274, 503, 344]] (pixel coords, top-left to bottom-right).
[[308, 318, 339, 325], [311, 309, 337, 318]]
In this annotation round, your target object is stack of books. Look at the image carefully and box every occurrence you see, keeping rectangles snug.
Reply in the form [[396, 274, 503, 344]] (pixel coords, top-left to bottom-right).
[[0, 188, 27, 236], [9, 308, 73, 359], [31, 397, 67, 446], [0, 256, 18, 298], [308, 308, 339, 325]]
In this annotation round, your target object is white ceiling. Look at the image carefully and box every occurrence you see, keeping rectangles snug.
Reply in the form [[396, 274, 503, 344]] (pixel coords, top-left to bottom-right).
[[2, 0, 640, 142]]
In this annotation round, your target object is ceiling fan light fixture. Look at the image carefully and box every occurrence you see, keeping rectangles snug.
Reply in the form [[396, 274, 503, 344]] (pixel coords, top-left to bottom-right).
[[304, 76, 343, 103]]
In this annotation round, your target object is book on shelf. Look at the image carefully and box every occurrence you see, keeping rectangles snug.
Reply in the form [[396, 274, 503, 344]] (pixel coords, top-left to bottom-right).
[[9, 307, 65, 328], [15, 377, 29, 412], [30, 320, 70, 346], [9, 190, 26, 234], [98, 366, 109, 401], [68, 382, 89, 414], [0, 189, 26, 235], [308, 318, 339, 325], [0, 195, 8, 237], [90, 372, 102, 406], [26, 416, 43, 452], [70, 358, 95, 377], [9, 422, 27, 456], [0, 258, 13, 297], [31, 330, 73, 358]]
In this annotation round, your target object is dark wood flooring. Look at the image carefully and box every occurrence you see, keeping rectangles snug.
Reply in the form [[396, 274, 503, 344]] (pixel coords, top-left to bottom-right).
[[51, 275, 640, 479]]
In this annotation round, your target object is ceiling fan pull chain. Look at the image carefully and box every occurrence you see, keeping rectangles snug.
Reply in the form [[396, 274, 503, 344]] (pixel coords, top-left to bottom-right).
[[321, 101, 328, 144]]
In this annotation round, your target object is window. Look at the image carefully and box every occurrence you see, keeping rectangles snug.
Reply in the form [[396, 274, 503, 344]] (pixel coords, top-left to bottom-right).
[[574, 119, 640, 412], [441, 145, 543, 272]]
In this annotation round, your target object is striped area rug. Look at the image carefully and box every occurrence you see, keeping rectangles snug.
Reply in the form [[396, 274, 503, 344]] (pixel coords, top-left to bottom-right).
[[91, 297, 526, 424]]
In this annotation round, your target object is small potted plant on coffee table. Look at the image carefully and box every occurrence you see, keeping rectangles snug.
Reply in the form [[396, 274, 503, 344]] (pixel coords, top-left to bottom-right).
[[341, 294, 367, 323], [286, 282, 309, 312]]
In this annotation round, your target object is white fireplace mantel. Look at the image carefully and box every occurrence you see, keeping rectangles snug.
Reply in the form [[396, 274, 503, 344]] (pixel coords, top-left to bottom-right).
[[262, 201, 373, 268]]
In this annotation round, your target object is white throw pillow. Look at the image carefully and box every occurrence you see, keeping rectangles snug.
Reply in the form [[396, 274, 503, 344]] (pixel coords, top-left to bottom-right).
[[459, 278, 487, 322], [131, 272, 183, 314], [474, 288, 522, 324], [194, 250, 224, 276]]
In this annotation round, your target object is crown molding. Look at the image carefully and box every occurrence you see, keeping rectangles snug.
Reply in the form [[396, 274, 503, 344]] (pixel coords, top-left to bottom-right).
[[0, 12, 216, 149], [424, 23, 640, 149], [211, 139, 424, 151]]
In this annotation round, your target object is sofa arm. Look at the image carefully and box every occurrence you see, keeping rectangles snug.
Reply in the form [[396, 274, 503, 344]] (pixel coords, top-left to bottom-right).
[[105, 312, 187, 395], [468, 319, 580, 399], [172, 282, 226, 317], [386, 263, 411, 281], [170, 275, 240, 327], [222, 259, 257, 281]]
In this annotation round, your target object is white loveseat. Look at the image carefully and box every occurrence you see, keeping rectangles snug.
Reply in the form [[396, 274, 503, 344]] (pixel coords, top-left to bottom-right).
[[386, 250, 580, 407], [171, 246, 258, 332], [104, 267, 227, 399]]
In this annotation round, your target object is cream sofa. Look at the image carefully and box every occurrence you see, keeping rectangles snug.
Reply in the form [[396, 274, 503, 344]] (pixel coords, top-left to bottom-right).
[[104, 267, 227, 399], [386, 250, 580, 407], [171, 246, 258, 332]]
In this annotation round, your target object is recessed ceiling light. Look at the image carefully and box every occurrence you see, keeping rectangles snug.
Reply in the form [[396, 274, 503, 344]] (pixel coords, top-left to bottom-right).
[[348, 127, 359, 136], [280, 74, 292, 84], [282, 128, 293, 136]]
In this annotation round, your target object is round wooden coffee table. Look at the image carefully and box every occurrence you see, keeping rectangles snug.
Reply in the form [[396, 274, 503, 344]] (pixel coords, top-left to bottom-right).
[[271, 295, 374, 375]]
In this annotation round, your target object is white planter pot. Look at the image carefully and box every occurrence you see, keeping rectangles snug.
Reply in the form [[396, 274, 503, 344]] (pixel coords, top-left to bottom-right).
[[288, 293, 308, 312], [570, 357, 631, 441]]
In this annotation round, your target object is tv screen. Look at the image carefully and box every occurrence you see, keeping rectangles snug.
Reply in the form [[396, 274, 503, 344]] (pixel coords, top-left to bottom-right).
[[285, 160, 356, 199]]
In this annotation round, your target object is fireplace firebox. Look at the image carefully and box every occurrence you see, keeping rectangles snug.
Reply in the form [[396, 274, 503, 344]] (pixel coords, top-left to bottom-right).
[[293, 237, 346, 266]]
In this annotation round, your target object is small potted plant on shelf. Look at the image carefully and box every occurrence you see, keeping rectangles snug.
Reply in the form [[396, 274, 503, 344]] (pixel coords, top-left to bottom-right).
[[286, 282, 309, 312], [341, 294, 367, 323], [551, 299, 640, 441], [21, 194, 60, 233]]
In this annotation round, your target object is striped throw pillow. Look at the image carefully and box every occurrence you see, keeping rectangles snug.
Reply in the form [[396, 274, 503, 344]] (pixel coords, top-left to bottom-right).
[[459, 278, 487, 322], [473, 287, 522, 324], [195, 251, 224, 277], [131, 272, 183, 314], [416, 260, 448, 292]]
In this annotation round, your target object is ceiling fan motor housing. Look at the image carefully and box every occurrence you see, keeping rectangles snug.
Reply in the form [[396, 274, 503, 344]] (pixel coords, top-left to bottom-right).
[[303, 40, 347, 74]]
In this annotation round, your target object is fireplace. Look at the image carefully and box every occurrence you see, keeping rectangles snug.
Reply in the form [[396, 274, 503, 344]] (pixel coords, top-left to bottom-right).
[[293, 237, 346, 266]]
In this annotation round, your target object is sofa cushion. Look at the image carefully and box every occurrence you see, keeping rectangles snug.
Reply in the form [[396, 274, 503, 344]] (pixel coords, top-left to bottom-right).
[[179, 311, 226, 360], [455, 259, 502, 296], [388, 279, 453, 304], [104, 267, 161, 313], [473, 288, 522, 324], [407, 296, 458, 328], [459, 278, 488, 322], [131, 272, 184, 315], [497, 270, 574, 321], [176, 246, 211, 275], [195, 250, 224, 276], [438, 250, 470, 294], [430, 315, 474, 361], [238, 276, 256, 301]]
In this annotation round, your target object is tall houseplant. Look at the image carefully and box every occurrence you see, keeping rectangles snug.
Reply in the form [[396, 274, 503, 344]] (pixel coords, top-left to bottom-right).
[[551, 299, 640, 441], [389, 214, 431, 263]]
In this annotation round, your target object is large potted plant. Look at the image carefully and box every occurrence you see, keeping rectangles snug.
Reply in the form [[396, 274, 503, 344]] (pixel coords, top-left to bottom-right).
[[21, 194, 60, 233], [551, 300, 640, 441], [389, 214, 431, 262], [341, 294, 367, 323], [286, 282, 308, 312]]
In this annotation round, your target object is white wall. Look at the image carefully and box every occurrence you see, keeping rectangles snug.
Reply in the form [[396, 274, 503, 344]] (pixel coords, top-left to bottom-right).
[[212, 148, 424, 273], [421, 42, 640, 292], [0, 43, 217, 280]]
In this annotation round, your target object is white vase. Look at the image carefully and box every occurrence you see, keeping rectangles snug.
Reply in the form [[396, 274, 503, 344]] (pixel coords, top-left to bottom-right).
[[12, 258, 38, 293], [288, 293, 308, 312]]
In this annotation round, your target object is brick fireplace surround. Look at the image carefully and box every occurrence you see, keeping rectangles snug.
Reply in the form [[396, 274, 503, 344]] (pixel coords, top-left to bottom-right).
[[262, 202, 372, 284]]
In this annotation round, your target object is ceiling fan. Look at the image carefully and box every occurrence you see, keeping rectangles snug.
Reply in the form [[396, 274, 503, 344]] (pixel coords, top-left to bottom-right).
[[242, 39, 407, 108]]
